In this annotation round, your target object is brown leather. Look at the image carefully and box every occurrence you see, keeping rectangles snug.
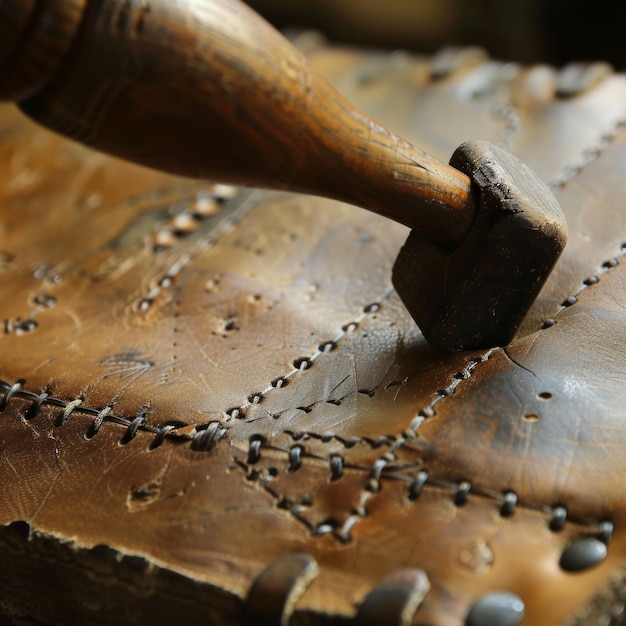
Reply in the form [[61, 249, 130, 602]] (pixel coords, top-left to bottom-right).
[[1, 42, 626, 626]]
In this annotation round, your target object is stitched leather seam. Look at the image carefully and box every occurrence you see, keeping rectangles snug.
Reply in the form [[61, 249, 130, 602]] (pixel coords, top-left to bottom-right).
[[549, 117, 626, 189], [239, 348, 611, 541], [222, 287, 395, 422], [135, 187, 253, 313], [236, 438, 613, 544], [542, 242, 626, 330], [322, 350, 495, 541], [2, 267, 62, 337], [492, 102, 521, 152], [0, 379, 224, 451]]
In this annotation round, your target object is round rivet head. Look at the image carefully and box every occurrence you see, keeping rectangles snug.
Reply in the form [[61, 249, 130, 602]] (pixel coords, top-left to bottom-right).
[[560, 538, 608, 572], [466, 592, 525, 626]]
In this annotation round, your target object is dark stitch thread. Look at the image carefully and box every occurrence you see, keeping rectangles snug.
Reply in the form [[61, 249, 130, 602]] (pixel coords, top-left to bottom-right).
[[120, 408, 149, 444], [329, 455, 344, 480], [492, 102, 521, 152], [549, 505, 568, 532], [542, 243, 626, 330], [150, 185, 237, 254], [500, 491, 518, 517], [191, 421, 227, 452], [24, 392, 49, 420], [288, 445, 303, 471], [138, 187, 258, 313], [150, 425, 176, 450], [235, 439, 609, 541], [0, 380, 24, 411], [454, 480, 471, 506], [549, 118, 626, 190], [408, 471, 429, 500], [286, 430, 361, 448], [407, 354, 492, 434], [598, 520, 614, 545], [0, 379, 204, 450], [219, 287, 394, 424], [247, 437, 263, 464]]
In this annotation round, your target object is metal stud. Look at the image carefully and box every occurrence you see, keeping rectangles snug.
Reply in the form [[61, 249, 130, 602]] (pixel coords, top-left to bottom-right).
[[466, 592, 525, 626], [559, 537, 608, 572]]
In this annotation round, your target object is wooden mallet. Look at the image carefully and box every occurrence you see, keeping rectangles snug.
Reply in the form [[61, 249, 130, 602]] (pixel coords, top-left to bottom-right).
[[0, 0, 567, 351]]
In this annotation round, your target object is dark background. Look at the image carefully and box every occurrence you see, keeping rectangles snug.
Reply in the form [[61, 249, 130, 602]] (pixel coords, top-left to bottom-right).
[[247, 0, 626, 69]]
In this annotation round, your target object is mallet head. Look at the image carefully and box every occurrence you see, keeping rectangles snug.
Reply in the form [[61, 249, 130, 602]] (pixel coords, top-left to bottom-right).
[[392, 140, 568, 352]]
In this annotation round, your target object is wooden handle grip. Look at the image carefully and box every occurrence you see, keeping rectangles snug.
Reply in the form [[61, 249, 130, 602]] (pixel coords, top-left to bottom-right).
[[2, 0, 475, 243]]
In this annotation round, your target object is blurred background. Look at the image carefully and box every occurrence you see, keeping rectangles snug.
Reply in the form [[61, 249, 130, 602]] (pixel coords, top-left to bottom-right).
[[247, 0, 626, 69]]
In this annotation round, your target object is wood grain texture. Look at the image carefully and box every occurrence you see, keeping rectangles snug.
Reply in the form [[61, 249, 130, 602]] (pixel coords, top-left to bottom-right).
[[2, 0, 474, 243]]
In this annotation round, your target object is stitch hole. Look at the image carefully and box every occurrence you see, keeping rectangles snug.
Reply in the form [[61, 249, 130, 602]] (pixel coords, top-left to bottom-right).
[[408, 471, 429, 500], [120, 414, 146, 445], [318, 341, 336, 353], [15, 319, 38, 335], [500, 491, 518, 517], [538, 392, 553, 400], [149, 425, 176, 450], [584, 276, 599, 286], [247, 436, 264, 464], [329, 455, 344, 481], [367, 478, 381, 493], [0, 379, 25, 412], [24, 392, 49, 420], [191, 421, 227, 451], [225, 407, 245, 419], [314, 519, 339, 536], [293, 357, 311, 371], [248, 393, 262, 405], [523, 413, 539, 423], [549, 505, 568, 532], [603, 258, 619, 268], [271, 377, 288, 389], [33, 293, 56, 308], [342, 322, 358, 333], [364, 303, 380, 313], [598, 520, 614, 544], [542, 318, 556, 329], [454, 481, 471, 506]]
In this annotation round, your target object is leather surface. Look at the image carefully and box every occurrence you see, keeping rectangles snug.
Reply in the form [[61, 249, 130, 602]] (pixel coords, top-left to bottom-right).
[[1, 43, 626, 625]]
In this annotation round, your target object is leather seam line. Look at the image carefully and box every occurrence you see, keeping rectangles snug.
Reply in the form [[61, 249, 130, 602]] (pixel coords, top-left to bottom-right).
[[0, 288, 394, 451], [131, 184, 252, 315], [235, 438, 613, 545], [548, 116, 626, 190], [314, 348, 496, 541], [541, 242, 626, 330], [0, 379, 217, 450], [237, 343, 613, 543], [218, 287, 395, 423]]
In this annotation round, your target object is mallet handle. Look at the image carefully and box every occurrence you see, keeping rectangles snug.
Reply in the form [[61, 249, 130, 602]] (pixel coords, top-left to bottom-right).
[[1, 0, 475, 243]]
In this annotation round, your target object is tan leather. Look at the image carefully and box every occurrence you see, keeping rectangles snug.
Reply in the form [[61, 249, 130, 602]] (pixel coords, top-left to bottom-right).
[[1, 42, 626, 626]]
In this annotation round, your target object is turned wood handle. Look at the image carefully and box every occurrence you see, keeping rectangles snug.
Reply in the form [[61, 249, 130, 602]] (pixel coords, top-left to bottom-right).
[[0, 0, 475, 243]]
